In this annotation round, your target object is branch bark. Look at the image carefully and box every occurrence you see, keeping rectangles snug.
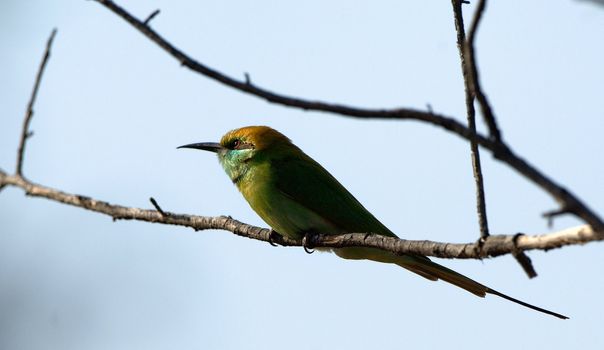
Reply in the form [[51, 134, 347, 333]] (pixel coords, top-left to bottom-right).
[[0, 169, 600, 259]]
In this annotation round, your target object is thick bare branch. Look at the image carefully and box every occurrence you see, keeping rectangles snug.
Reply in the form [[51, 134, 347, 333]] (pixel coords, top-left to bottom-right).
[[16, 29, 57, 176], [0, 169, 600, 259], [92, 0, 604, 232]]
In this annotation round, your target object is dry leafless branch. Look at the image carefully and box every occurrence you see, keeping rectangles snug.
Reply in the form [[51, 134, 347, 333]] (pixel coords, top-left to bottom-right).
[[0, 169, 600, 259], [15, 28, 57, 177], [450, 0, 490, 241], [91, 0, 604, 233], [465, 0, 502, 142], [1, 3, 603, 268], [450, 1, 537, 278]]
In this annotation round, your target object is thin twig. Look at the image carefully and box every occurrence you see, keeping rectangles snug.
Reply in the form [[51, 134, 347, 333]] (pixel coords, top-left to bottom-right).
[[451, 0, 538, 279], [92, 0, 604, 232], [451, 0, 490, 242], [512, 233, 538, 278], [143, 9, 160, 25], [149, 197, 166, 216], [0, 169, 600, 259], [16, 29, 57, 176], [465, 0, 501, 142], [512, 251, 538, 278], [543, 208, 571, 228]]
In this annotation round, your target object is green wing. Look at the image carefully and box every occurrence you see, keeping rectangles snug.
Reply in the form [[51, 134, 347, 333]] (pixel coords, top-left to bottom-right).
[[271, 154, 396, 238]]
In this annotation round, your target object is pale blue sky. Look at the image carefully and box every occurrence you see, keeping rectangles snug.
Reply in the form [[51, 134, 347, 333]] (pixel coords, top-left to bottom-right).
[[1, 0, 603, 349]]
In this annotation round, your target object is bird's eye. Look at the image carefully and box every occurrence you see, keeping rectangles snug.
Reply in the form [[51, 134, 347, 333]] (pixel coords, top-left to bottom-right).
[[231, 139, 254, 150]]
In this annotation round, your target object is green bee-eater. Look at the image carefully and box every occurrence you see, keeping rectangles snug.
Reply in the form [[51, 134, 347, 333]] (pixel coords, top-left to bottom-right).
[[179, 125, 567, 319]]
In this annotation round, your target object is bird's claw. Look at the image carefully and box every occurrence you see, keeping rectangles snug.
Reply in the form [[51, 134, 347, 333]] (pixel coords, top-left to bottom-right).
[[303, 246, 314, 254], [267, 229, 280, 247], [302, 233, 315, 254]]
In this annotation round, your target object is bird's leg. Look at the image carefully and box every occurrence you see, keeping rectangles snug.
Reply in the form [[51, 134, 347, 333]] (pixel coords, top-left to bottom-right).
[[267, 229, 281, 247], [301, 232, 315, 254]]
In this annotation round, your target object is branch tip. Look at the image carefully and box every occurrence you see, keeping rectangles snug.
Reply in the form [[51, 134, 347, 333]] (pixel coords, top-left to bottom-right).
[[512, 233, 538, 278], [542, 208, 571, 228], [144, 9, 161, 25], [149, 197, 166, 216]]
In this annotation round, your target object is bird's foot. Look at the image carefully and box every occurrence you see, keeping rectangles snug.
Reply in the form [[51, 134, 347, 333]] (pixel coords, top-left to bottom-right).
[[302, 232, 315, 254], [267, 229, 281, 247]]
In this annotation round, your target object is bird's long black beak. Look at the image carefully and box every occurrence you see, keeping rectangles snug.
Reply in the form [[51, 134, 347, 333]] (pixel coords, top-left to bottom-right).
[[177, 142, 224, 153]]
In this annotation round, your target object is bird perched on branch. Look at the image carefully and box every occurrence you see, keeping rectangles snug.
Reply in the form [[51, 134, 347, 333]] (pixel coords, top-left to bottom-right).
[[179, 125, 567, 319]]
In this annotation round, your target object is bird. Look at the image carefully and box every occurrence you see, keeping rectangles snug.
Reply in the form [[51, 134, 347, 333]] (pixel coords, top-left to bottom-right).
[[178, 125, 567, 319]]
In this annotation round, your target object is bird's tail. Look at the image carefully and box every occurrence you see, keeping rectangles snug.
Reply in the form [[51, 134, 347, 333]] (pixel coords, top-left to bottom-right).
[[333, 247, 568, 319]]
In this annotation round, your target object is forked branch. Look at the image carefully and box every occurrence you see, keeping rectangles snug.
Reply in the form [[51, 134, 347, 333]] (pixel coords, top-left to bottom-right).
[[92, 0, 604, 232], [450, 0, 537, 278], [1, 4, 602, 267]]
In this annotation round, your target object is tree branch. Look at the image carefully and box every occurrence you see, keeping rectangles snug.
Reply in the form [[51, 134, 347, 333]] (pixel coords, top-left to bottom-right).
[[451, 0, 491, 241], [16, 29, 57, 177], [451, 1, 538, 278], [3, 5, 602, 275], [143, 9, 160, 26], [511, 235, 538, 278], [92, 0, 604, 233], [465, 0, 502, 142], [0, 169, 600, 259]]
